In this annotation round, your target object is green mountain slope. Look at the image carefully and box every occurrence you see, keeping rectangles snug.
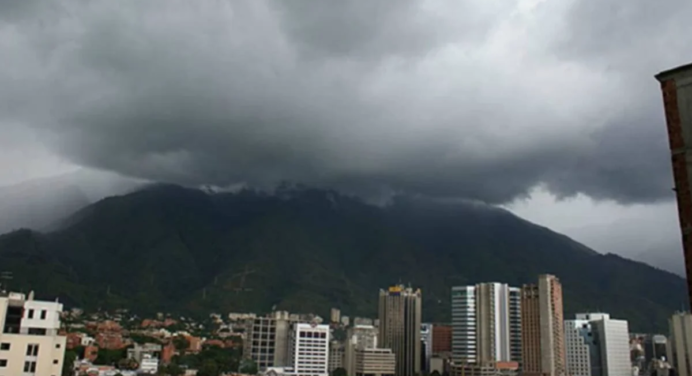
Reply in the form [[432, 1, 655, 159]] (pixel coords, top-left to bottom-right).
[[0, 184, 685, 332]]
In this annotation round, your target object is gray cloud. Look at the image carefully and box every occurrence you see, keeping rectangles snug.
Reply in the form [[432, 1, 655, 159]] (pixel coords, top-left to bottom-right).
[[0, 0, 690, 204]]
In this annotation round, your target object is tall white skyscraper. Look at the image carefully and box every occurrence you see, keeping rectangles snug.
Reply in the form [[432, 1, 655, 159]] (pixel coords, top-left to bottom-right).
[[589, 314, 630, 376], [451, 283, 521, 365], [564, 313, 630, 376]]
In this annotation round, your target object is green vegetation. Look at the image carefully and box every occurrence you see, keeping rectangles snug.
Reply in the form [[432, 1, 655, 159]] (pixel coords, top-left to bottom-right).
[[94, 348, 128, 366], [171, 344, 242, 376], [332, 367, 347, 376], [62, 349, 78, 376], [239, 357, 259, 375], [0, 185, 686, 332]]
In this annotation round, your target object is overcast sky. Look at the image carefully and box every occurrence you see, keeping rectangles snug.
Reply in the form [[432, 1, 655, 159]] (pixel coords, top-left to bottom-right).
[[0, 0, 690, 271]]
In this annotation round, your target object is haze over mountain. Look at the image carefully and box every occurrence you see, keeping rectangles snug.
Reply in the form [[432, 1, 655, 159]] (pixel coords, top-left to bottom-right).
[[0, 184, 685, 332], [0, 170, 145, 234]]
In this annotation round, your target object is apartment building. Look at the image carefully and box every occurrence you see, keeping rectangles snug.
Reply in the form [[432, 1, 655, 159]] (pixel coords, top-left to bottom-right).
[[244, 311, 296, 371], [0, 291, 66, 376], [328, 340, 345, 372], [668, 313, 692, 376], [521, 274, 566, 376], [432, 325, 452, 355], [288, 323, 330, 376], [355, 348, 396, 376], [451, 283, 521, 364], [345, 325, 380, 376]]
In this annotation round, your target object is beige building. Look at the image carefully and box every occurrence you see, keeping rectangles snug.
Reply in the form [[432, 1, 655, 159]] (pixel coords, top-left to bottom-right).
[[378, 285, 422, 376], [329, 340, 345, 372], [355, 348, 396, 376], [0, 291, 66, 376], [521, 274, 565, 376], [345, 325, 381, 376], [668, 312, 692, 376], [244, 311, 297, 371]]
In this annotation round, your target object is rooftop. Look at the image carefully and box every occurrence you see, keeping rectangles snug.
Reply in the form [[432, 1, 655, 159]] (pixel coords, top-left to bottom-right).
[[655, 62, 692, 82]]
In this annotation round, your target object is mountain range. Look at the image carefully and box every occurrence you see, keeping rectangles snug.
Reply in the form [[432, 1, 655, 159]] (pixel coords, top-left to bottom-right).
[[0, 183, 686, 332]]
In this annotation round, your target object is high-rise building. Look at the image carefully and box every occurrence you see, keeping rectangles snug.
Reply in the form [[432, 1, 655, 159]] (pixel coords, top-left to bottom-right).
[[432, 325, 452, 355], [378, 285, 422, 376], [655, 62, 692, 306], [451, 283, 522, 365], [355, 348, 396, 376], [345, 325, 381, 376], [288, 323, 330, 376], [331, 309, 342, 324], [0, 291, 67, 376], [521, 274, 566, 376], [244, 311, 296, 371], [565, 313, 630, 376], [564, 318, 597, 376], [329, 340, 345, 372], [668, 312, 692, 376], [421, 323, 433, 373], [588, 314, 630, 376]]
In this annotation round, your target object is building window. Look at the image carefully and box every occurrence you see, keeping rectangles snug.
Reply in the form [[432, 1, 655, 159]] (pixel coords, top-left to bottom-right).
[[28, 328, 47, 335], [0, 343, 9, 350], [56, 344, 61, 349], [27, 309, 34, 319], [26, 344, 39, 356], [53, 359, 59, 364], [0, 359, 6, 367], [40, 310, 47, 320], [24, 360, 37, 373]]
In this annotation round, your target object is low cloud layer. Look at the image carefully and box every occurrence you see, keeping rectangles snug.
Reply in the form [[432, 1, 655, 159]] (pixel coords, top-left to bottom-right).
[[0, 0, 690, 204]]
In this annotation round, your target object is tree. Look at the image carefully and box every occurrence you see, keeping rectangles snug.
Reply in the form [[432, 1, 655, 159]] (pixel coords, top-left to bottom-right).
[[332, 367, 347, 376], [239, 357, 259, 375], [117, 357, 139, 370], [62, 350, 77, 376], [159, 364, 184, 376], [197, 359, 220, 376], [431, 371, 441, 376], [173, 336, 190, 352]]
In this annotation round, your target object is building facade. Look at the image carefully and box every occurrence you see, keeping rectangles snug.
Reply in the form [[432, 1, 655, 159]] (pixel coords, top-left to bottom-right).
[[564, 318, 597, 376], [589, 315, 630, 376], [244, 311, 296, 371], [345, 325, 381, 376], [451, 283, 522, 367], [421, 323, 433, 373], [432, 325, 452, 355], [0, 291, 66, 376], [521, 274, 566, 376], [329, 340, 345, 372], [668, 313, 692, 376], [289, 323, 330, 376], [655, 63, 692, 306], [355, 348, 396, 376], [379, 285, 422, 376]]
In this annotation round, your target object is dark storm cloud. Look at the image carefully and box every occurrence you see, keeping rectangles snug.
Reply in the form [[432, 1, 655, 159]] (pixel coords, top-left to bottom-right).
[[0, 0, 689, 204]]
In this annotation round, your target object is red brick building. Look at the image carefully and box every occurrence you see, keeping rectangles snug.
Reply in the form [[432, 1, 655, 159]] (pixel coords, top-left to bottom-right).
[[656, 62, 692, 307], [432, 325, 452, 354]]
